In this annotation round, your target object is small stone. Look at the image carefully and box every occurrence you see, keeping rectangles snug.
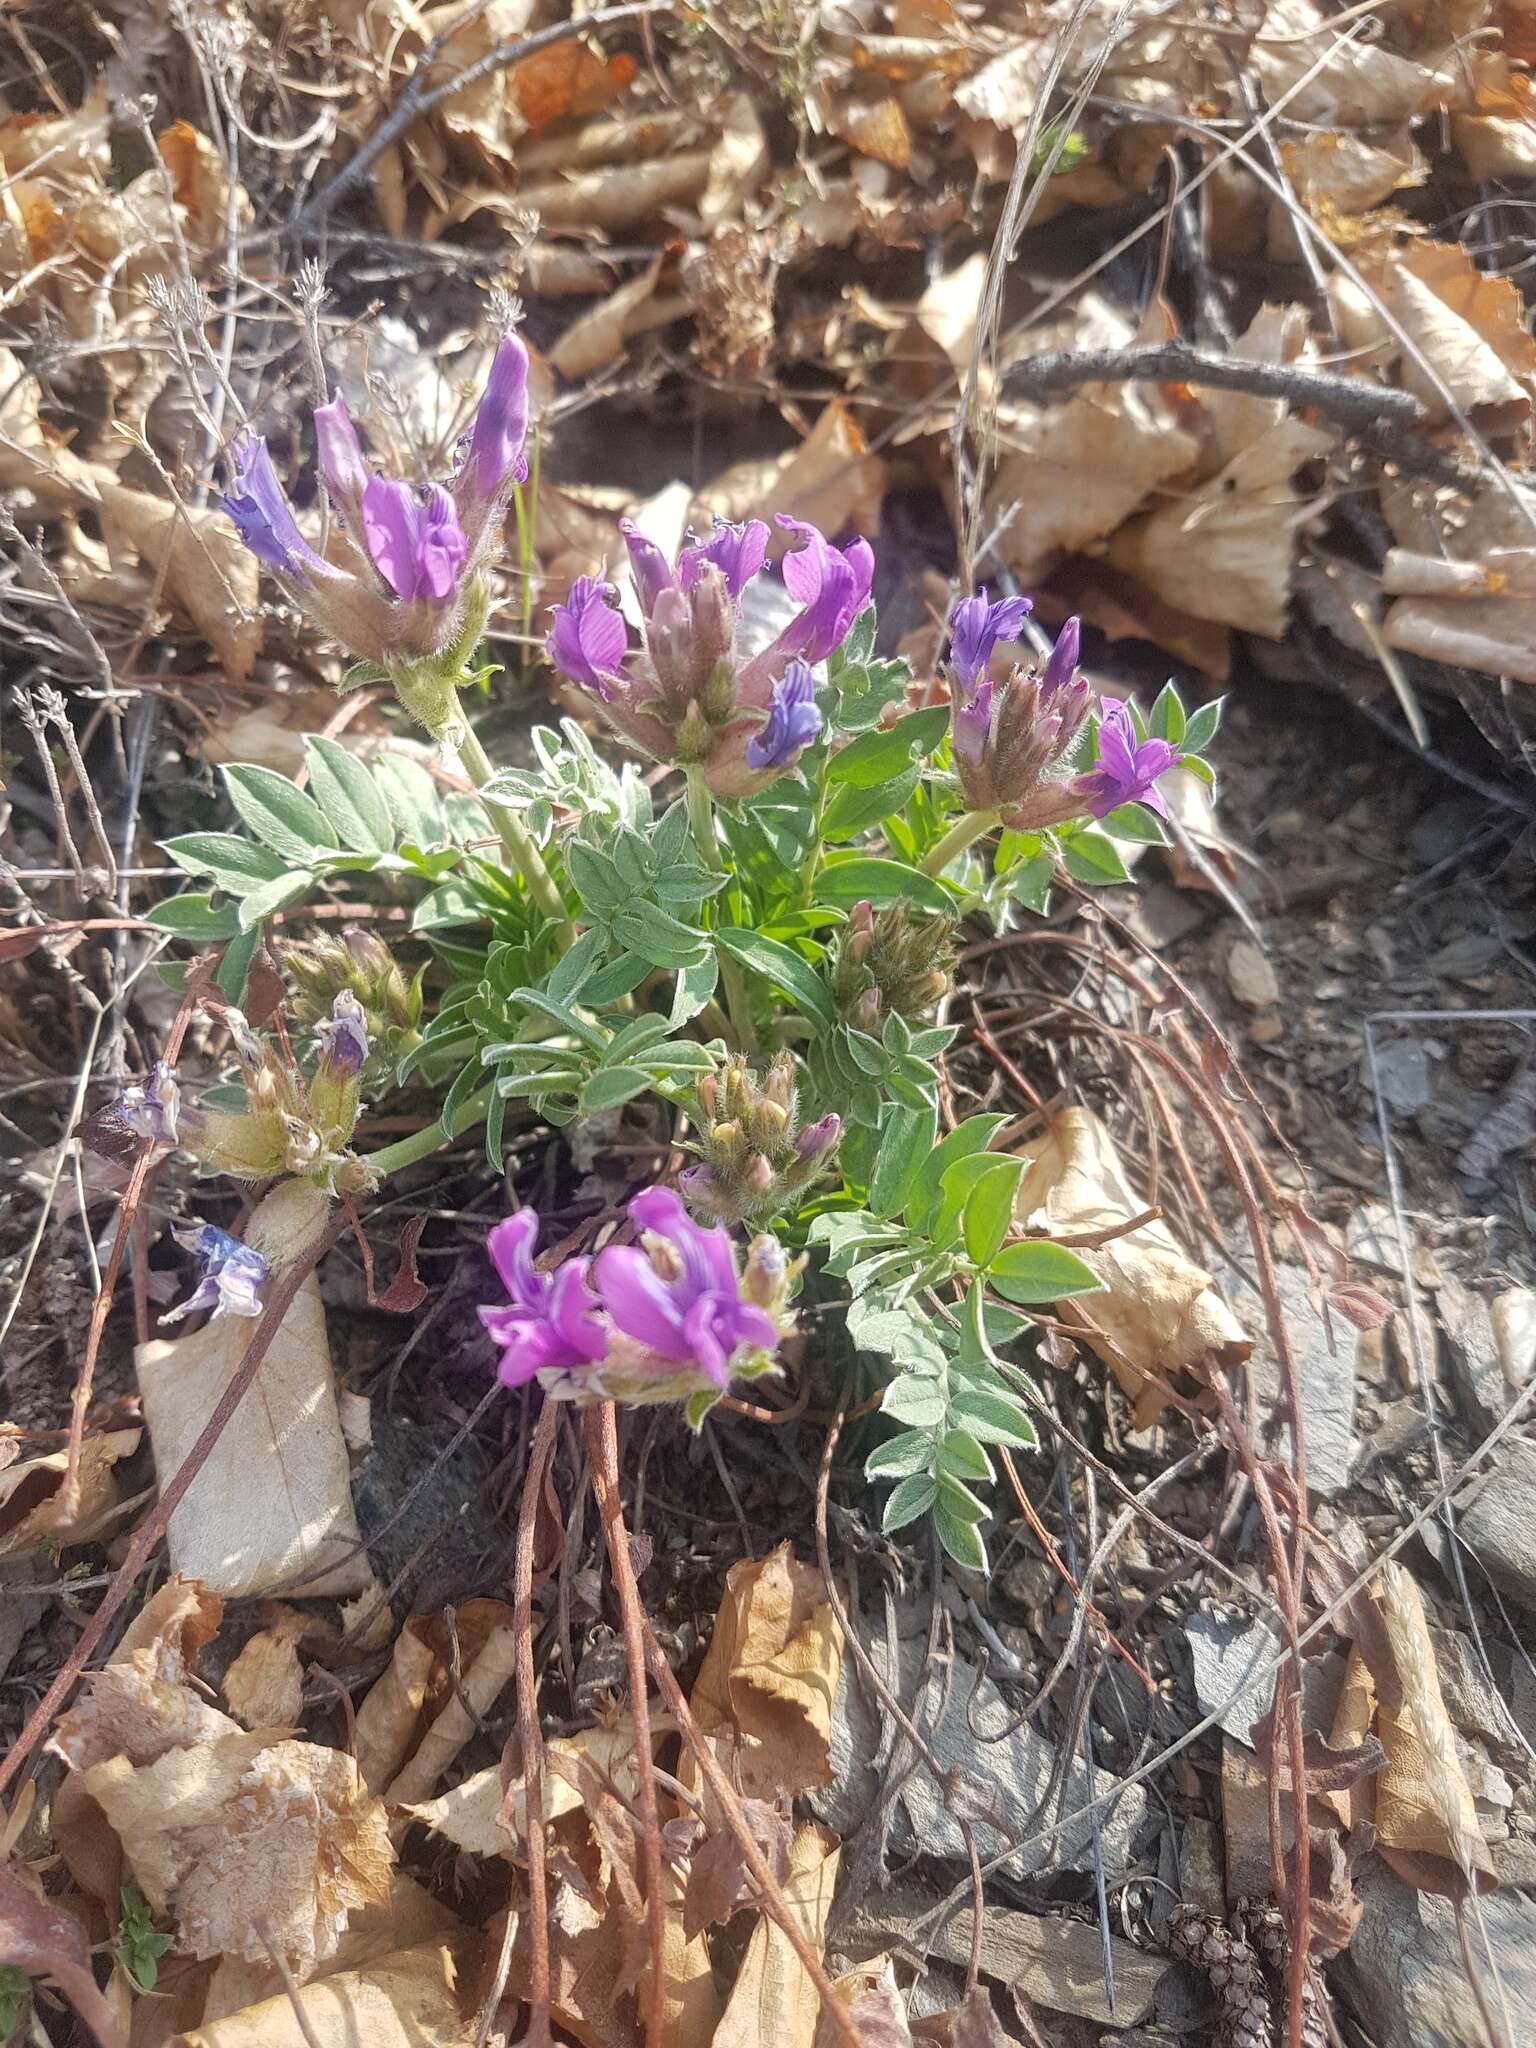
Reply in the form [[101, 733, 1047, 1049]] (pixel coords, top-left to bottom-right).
[[1459, 1439, 1536, 1611], [1370, 1037, 1434, 1117], [1226, 939, 1280, 1009], [1434, 1273, 1505, 1432], [1186, 1614, 1282, 1745], [1492, 1289, 1536, 1395], [1247, 1264, 1358, 1495], [1248, 1013, 1284, 1047]]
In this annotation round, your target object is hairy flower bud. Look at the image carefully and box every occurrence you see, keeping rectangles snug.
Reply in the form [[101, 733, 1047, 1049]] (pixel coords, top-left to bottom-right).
[[831, 900, 955, 1029], [683, 1054, 841, 1226], [282, 928, 421, 1084]]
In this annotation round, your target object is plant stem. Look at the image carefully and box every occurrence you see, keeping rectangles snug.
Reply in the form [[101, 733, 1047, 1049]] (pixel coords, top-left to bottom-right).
[[921, 807, 998, 877], [365, 1083, 493, 1178], [684, 767, 759, 1054], [454, 714, 575, 951]]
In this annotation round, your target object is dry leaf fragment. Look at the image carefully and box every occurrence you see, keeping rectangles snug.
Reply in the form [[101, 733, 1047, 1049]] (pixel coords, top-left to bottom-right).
[[831, 95, 914, 170], [0, 1864, 125, 2048], [694, 400, 886, 549], [550, 246, 686, 381], [1254, 0, 1464, 124], [1013, 1108, 1249, 1428], [512, 152, 714, 230], [353, 1619, 436, 1795], [1327, 1561, 1494, 1895], [222, 1612, 309, 1730], [712, 1823, 841, 2048], [814, 1958, 913, 2048], [701, 93, 769, 228], [1453, 111, 1536, 178], [0, 1427, 140, 1561], [1379, 473, 1536, 684], [177, 1939, 465, 2048], [383, 1618, 518, 1808], [681, 1544, 842, 1803], [136, 1181, 371, 1601]]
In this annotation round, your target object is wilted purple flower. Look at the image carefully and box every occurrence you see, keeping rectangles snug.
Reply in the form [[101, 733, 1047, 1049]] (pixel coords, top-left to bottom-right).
[[595, 1187, 780, 1391], [678, 517, 769, 600], [949, 588, 1033, 690], [480, 1209, 606, 1390], [118, 1062, 181, 1147], [776, 516, 876, 663], [361, 478, 467, 603], [313, 393, 369, 522], [222, 439, 326, 582], [745, 659, 822, 772], [165, 1223, 268, 1323], [1075, 699, 1182, 820], [546, 576, 628, 698], [314, 991, 370, 1076], [1038, 615, 1080, 697], [461, 333, 531, 506], [796, 1112, 842, 1162]]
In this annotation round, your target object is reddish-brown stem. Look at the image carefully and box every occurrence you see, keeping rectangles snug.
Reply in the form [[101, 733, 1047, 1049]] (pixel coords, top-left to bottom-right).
[[0, 1208, 347, 1798], [642, 1629, 865, 2048], [585, 1403, 667, 2048], [500, 1399, 558, 2048]]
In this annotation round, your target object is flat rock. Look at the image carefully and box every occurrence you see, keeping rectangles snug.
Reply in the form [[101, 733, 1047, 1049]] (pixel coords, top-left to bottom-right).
[[1186, 1614, 1283, 1745], [1434, 1273, 1505, 1432], [810, 1617, 1146, 1882], [1427, 1627, 1515, 1751], [1371, 1037, 1434, 1117], [1244, 1264, 1357, 1496], [1335, 1861, 1536, 2047], [1226, 938, 1280, 1009], [1345, 1202, 1410, 1276], [1458, 1438, 1536, 1611]]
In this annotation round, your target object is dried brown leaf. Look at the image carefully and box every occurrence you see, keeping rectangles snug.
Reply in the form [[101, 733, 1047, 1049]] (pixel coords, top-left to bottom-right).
[[222, 1613, 308, 1731], [1379, 474, 1536, 684], [712, 1822, 840, 2048], [1013, 1107, 1250, 1428], [0, 1427, 139, 1561], [681, 1797, 792, 1939], [1254, 0, 1465, 124], [694, 400, 886, 549], [383, 1619, 518, 1807], [177, 1939, 465, 2048], [135, 1182, 371, 1600], [702, 93, 769, 228], [814, 1958, 914, 2048]]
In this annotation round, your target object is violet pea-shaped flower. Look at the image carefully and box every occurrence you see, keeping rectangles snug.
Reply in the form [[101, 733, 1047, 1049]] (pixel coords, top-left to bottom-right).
[[313, 394, 370, 526], [361, 478, 468, 604], [1075, 699, 1183, 819], [165, 1223, 268, 1323], [546, 576, 629, 699], [678, 517, 769, 600], [479, 1209, 607, 1390], [949, 588, 1033, 690], [745, 659, 822, 772], [595, 1187, 779, 1392], [460, 333, 531, 509], [223, 438, 328, 582], [775, 515, 875, 662]]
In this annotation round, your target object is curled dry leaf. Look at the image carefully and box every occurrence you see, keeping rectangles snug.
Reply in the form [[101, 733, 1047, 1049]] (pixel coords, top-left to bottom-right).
[[1379, 473, 1536, 684], [51, 1580, 394, 1974], [1335, 240, 1536, 425], [0, 1426, 139, 1562], [383, 1612, 519, 1809], [550, 244, 687, 381], [1453, 112, 1536, 178], [1326, 1560, 1494, 1896], [1254, 0, 1465, 125], [404, 1716, 670, 1856], [701, 92, 770, 228], [353, 1619, 437, 1796], [1013, 1107, 1250, 1429], [222, 1609, 311, 1730], [713, 1822, 841, 2048], [814, 1957, 913, 2048], [0, 1863, 126, 2048], [680, 1542, 843, 1803], [135, 1181, 373, 1600], [177, 1940, 466, 2048]]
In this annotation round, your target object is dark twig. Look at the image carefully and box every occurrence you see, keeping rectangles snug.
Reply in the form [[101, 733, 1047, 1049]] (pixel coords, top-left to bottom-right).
[[280, 2, 672, 240]]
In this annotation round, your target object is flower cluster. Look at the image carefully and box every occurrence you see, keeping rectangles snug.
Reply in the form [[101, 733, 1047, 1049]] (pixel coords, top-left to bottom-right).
[[103, 995, 373, 1196], [545, 514, 873, 796], [944, 595, 1184, 827], [681, 1054, 841, 1227], [479, 1187, 791, 1423], [282, 927, 423, 1086], [221, 334, 530, 737], [829, 899, 955, 1030]]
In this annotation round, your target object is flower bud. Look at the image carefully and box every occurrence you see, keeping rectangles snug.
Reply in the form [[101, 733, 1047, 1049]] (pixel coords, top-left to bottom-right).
[[745, 1154, 776, 1198], [795, 1113, 842, 1163], [683, 1055, 840, 1225], [743, 1234, 793, 1314]]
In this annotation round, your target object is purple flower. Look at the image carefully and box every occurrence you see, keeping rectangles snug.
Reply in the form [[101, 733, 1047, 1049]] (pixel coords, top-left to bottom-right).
[[547, 576, 629, 698], [776, 516, 876, 662], [595, 1186, 779, 1391], [461, 333, 531, 505], [949, 588, 1033, 690], [222, 438, 324, 582], [361, 478, 468, 603], [745, 659, 822, 772], [620, 519, 676, 614], [119, 1063, 180, 1147], [678, 518, 769, 601], [1075, 699, 1182, 820], [165, 1223, 268, 1323], [951, 674, 993, 774], [1039, 615, 1080, 697], [313, 394, 370, 519], [479, 1209, 606, 1390], [314, 992, 369, 1075], [796, 1112, 842, 1162]]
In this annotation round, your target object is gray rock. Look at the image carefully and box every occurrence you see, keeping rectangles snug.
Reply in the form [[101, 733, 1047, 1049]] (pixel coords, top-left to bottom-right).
[[1334, 1861, 1536, 2047], [1226, 939, 1280, 1010], [810, 1619, 1146, 1883], [1371, 1037, 1434, 1117], [1459, 1438, 1536, 1611], [1428, 1628, 1516, 1751], [1186, 1613, 1283, 1745], [1345, 1202, 1410, 1276], [1247, 1264, 1357, 1496], [1435, 1274, 1505, 1432]]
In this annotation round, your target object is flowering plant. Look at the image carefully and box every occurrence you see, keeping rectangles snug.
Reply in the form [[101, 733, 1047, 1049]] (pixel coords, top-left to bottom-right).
[[132, 325, 1219, 1566]]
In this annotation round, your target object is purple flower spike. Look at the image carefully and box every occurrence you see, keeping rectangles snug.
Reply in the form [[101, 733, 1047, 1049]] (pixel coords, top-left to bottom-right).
[[547, 576, 628, 698], [776, 516, 876, 663], [678, 518, 770, 601], [1039, 616, 1081, 697], [1076, 699, 1182, 820], [315, 992, 370, 1075], [119, 1062, 181, 1147], [361, 478, 468, 603], [462, 332, 531, 503], [166, 1223, 268, 1323], [949, 587, 1033, 690], [314, 394, 370, 518], [620, 519, 676, 614], [745, 659, 822, 772], [223, 438, 324, 581], [479, 1209, 606, 1389], [596, 1186, 778, 1390]]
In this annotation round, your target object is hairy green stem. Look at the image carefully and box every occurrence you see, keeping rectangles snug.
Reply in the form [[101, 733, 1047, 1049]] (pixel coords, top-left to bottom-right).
[[454, 715, 575, 951], [364, 1083, 493, 1178], [684, 768, 759, 1054], [922, 807, 998, 877]]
